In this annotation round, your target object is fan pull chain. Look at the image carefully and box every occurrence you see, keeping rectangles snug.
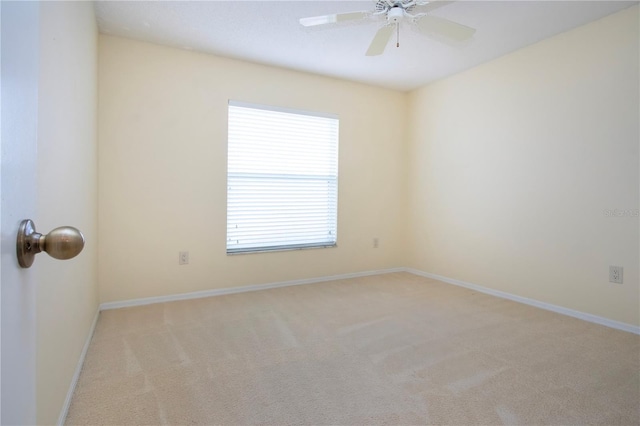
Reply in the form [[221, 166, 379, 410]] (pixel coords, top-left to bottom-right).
[[396, 23, 400, 47]]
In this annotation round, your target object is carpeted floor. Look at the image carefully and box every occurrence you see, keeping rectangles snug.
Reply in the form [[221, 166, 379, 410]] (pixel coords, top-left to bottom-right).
[[66, 272, 640, 425]]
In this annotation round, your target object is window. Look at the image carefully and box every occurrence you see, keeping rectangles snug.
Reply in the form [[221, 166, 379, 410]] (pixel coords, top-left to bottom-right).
[[227, 101, 339, 254]]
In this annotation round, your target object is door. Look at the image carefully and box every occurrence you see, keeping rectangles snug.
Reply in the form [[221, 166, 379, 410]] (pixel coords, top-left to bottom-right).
[[1, 2, 40, 424]]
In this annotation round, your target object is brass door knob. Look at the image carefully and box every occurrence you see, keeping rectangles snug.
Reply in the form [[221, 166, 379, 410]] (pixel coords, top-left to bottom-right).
[[16, 219, 85, 268]]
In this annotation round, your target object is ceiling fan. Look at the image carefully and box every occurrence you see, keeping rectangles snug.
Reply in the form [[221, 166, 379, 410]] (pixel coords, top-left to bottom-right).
[[299, 0, 476, 56]]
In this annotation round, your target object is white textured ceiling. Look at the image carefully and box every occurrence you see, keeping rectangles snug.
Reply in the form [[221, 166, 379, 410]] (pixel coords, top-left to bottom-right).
[[95, 1, 636, 91]]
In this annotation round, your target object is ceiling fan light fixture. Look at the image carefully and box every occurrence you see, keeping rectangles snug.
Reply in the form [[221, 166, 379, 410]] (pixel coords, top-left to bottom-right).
[[387, 7, 405, 24]]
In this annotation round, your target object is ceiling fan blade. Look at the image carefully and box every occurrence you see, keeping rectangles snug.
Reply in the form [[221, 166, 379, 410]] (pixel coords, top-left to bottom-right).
[[415, 14, 475, 41], [300, 11, 369, 27], [365, 25, 394, 56], [365, 25, 396, 56]]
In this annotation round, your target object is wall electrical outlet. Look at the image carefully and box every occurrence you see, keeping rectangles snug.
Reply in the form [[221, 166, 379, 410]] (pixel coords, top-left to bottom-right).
[[373, 238, 379, 249], [179, 251, 189, 265], [609, 266, 623, 284]]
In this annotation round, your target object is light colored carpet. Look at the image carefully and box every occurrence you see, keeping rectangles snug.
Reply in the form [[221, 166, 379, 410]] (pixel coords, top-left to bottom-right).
[[66, 272, 640, 425]]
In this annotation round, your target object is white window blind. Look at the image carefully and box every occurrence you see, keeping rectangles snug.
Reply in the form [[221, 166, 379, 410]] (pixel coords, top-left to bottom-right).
[[227, 101, 339, 254]]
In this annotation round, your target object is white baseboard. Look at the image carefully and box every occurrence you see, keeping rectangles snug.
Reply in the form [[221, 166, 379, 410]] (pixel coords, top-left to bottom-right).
[[405, 268, 640, 335], [57, 309, 100, 426], [99, 266, 639, 335], [99, 267, 406, 311]]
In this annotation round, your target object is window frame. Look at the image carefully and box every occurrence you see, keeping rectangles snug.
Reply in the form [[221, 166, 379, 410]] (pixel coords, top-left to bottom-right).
[[226, 100, 339, 255]]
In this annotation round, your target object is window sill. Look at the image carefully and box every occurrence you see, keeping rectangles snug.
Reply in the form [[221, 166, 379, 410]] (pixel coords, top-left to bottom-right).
[[227, 243, 337, 256]]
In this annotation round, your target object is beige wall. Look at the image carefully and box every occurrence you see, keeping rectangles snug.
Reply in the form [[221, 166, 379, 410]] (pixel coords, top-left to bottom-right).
[[98, 36, 408, 303], [37, 2, 98, 424], [407, 6, 639, 326], [98, 6, 638, 328]]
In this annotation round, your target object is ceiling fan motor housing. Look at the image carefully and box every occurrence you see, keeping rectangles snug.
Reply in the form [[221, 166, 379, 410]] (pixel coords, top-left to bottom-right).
[[387, 7, 405, 23]]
